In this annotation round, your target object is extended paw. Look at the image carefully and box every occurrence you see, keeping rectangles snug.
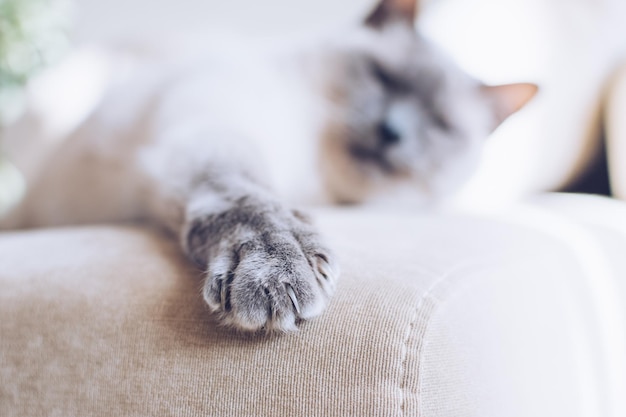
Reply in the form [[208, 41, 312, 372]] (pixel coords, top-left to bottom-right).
[[186, 202, 339, 333]]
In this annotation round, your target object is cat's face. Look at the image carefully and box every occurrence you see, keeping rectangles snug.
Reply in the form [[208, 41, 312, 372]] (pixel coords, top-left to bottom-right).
[[317, 0, 536, 204]]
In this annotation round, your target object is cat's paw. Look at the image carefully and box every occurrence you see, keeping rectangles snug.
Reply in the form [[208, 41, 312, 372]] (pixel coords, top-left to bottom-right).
[[185, 202, 339, 333]]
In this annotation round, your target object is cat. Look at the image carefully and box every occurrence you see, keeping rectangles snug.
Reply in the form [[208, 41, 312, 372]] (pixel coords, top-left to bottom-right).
[[0, 0, 536, 332]]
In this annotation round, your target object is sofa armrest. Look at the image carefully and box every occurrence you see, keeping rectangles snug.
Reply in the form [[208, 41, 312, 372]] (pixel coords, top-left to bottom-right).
[[1, 203, 624, 416]]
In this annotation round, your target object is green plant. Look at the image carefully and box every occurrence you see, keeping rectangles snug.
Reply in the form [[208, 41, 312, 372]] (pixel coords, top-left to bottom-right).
[[0, 0, 69, 213], [0, 0, 69, 123]]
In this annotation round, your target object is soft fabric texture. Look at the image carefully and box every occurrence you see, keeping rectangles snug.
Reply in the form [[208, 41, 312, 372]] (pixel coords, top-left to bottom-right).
[[2, 194, 626, 416]]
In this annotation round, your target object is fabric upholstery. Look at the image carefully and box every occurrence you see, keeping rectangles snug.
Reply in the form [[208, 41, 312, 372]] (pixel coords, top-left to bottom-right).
[[1, 195, 625, 416]]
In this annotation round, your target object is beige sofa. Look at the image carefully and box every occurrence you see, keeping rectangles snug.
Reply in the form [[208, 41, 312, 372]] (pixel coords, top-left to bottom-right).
[[2, 193, 625, 416]]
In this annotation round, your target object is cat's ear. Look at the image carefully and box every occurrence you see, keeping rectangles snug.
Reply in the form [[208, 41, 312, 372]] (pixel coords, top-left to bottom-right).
[[365, 0, 419, 29], [482, 83, 538, 129]]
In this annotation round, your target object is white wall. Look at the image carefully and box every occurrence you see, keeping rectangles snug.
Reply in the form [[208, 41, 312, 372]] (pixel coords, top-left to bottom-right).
[[71, 0, 371, 42]]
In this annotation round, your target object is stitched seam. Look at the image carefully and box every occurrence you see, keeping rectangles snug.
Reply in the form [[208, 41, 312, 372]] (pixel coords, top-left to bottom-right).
[[398, 270, 456, 417]]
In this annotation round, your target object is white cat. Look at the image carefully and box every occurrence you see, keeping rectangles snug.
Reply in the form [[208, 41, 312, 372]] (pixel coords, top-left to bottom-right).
[[0, 0, 536, 332]]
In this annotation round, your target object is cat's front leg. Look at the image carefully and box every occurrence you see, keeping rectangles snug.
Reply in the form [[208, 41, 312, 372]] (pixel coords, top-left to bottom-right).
[[182, 190, 339, 333]]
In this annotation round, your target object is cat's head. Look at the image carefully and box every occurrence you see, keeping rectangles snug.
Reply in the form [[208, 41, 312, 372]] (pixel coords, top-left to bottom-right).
[[317, 0, 537, 205]]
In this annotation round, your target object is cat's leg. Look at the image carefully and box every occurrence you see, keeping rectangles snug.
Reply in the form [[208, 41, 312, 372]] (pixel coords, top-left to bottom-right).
[[136, 127, 339, 331], [174, 179, 339, 332]]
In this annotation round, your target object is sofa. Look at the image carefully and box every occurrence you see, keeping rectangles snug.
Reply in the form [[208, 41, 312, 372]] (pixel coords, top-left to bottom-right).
[[2, 192, 625, 416], [3, 1, 626, 414]]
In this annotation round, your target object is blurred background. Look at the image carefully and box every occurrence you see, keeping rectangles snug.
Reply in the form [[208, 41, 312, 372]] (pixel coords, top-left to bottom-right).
[[2, 0, 626, 212]]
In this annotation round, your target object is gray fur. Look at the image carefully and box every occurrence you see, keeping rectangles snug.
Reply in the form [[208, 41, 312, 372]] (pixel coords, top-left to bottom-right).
[[182, 188, 337, 332]]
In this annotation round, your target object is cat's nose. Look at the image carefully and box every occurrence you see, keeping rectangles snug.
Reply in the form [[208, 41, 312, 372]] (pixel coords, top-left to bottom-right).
[[377, 122, 401, 146]]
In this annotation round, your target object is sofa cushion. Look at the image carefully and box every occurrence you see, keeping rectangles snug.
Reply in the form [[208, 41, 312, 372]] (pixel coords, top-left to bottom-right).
[[1, 196, 625, 416]]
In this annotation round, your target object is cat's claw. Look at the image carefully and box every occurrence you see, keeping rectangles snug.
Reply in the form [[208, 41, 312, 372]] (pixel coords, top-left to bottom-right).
[[286, 284, 301, 315]]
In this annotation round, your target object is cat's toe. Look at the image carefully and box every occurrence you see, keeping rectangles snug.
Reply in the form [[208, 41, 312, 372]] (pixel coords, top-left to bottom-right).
[[202, 253, 234, 313]]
